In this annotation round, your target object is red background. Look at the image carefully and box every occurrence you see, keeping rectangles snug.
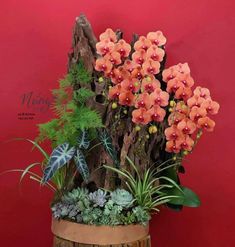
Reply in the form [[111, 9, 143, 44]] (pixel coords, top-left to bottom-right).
[[0, 0, 234, 246]]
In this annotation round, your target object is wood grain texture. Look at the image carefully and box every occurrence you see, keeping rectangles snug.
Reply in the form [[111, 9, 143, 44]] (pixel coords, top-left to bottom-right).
[[53, 235, 151, 247]]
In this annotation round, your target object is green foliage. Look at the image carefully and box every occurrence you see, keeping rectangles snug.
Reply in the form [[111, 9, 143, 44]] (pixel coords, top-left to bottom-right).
[[69, 61, 92, 85], [111, 189, 133, 208], [73, 88, 95, 105], [62, 187, 89, 204], [104, 157, 183, 212], [132, 206, 151, 224]]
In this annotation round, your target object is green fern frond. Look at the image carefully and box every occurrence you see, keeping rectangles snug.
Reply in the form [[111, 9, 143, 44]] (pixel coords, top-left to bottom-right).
[[73, 88, 95, 105], [70, 61, 92, 85]]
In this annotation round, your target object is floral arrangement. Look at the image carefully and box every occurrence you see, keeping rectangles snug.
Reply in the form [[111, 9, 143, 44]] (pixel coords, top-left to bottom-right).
[[7, 16, 219, 228]]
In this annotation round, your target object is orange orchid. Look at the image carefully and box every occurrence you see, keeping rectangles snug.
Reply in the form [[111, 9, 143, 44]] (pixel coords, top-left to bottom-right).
[[134, 36, 152, 51], [132, 49, 146, 65], [193, 86, 211, 99], [142, 59, 160, 75], [95, 57, 113, 74], [175, 87, 192, 101], [96, 40, 115, 56], [132, 108, 151, 125], [115, 39, 131, 57], [175, 101, 190, 115], [187, 95, 206, 108], [175, 63, 190, 74], [201, 99, 220, 115], [119, 90, 135, 106], [168, 112, 186, 125], [197, 117, 215, 132], [177, 118, 197, 134], [150, 88, 169, 107], [141, 76, 160, 93], [165, 140, 181, 153], [146, 46, 165, 62], [110, 67, 130, 84], [189, 106, 207, 122], [162, 67, 180, 82], [108, 84, 122, 100], [177, 73, 194, 88], [135, 92, 152, 109], [166, 78, 184, 93], [124, 60, 137, 73], [147, 31, 167, 46], [121, 79, 141, 93], [165, 125, 183, 141], [176, 135, 194, 151], [99, 28, 117, 42], [104, 51, 121, 65], [131, 66, 144, 80], [148, 105, 166, 122]]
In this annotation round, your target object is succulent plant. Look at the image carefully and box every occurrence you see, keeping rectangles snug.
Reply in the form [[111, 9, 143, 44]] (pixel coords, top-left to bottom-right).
[[89, 189, 107, 207], [132, 206, 150, 224], [111, 189, 133, 208], [51, 202, 80, 220], [62, 187, 89, 204]]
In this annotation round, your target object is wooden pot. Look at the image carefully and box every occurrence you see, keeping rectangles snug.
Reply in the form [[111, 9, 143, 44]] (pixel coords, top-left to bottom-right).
[[52, 218, 151, 247]]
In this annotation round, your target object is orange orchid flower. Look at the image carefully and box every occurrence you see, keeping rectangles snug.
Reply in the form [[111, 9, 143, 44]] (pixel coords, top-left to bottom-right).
[[110, 67, 130, 84], [132, 108, 151, 125], [176, 135, 194, 151], [177, 73, 194, 88], [165, 140, 181, 153], [201, 99, 220, 115], [175, 63, 191, 74], [165, 125, 183, 141], [135, 92, 152, 109], [162, 67, 180, 82], [197, 116, 215, 132], [108, 84, 122, 100], [168, 112, 186, 125], [193, 86, 211, 99], [134, 36, 152, 51], [115, 39, 131, 58], [175, 101, 190, 115], [95, 57, 113, 74], [187, 95, 206, 108], [142, 59, 160, 75], [121, 79, 141, 93], [141, 76, 160, 93], [166, 78, 184, 93], [189, 106, 207, 122], [131, 66, 144, 80], [175, 86, 192, 101], [132, 49, 146, 65], [119, 90, 135, 106], [150, 88, 169, 107], [147, 31, 167, 46], [124, 60, 137, 73], [96, 40, 115, 56], [99, 28, 117, 42], [147, 105, 166, 122], [104, 51, 122, 65], [146, 46, 165, 62], [177, 118, 197, 134]]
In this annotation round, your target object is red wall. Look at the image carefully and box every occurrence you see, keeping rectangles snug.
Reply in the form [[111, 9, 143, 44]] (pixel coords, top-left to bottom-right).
[[0, 0, 234, 246]]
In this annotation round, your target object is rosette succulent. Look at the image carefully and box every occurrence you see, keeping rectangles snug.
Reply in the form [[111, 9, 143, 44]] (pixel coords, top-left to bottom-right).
[[111, 189, 133, 208], [89, 189, 107, 207]]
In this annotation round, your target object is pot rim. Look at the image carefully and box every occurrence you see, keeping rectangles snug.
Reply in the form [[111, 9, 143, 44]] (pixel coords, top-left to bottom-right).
[[52, 218, 149, 245]]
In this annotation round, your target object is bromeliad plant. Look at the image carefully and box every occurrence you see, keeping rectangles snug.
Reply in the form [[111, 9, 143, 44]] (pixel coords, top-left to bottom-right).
[[5, 15, 220, 226]]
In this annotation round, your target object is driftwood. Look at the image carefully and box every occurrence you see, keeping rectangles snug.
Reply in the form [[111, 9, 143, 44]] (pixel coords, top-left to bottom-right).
[[68, 14, 169, 190]]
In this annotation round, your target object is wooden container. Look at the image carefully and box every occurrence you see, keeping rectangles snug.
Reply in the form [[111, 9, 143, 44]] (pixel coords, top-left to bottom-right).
[[52, 218, 151, 247]]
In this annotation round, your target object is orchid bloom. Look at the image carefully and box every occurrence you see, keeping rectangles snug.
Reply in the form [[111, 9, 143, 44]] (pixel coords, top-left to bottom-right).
[[104, 51, 122, 65], [132, 108, 151, 125], [111, 67, 130, 84], [142, 59, 160, 75], [189, 106, 207, 122], [115, 39, 131, 57], [165, 125, 183, 141], [174, 63, 191, 74], [162, 67, 180, 82], [121, 79, 141, 93], [135, 92, 152, 109], [168, 112, 186, 125], [165, 140, 181, 153], [108, 84, 122, 100], [95, 57, 113, 74], [148, 105, 166, 122], [124, 60, 137, 73], [119, 90, 135, 106], [201, 99, 220, 115], [175, 86, 192, 101], [147, 31, 167, 46], [132, 49, 146, 65], [146, 46, 165, 62], [134, 36, 152, 51], [150, 88, 169, 107], [187, 95, 206, 108], [131, 66, 144, 80], [177, 118, 197, 134], [175, 101, 190, 115], [141, 76, 160, 93], [197, 116, 215, 132], [176, 135, 194, 151], [166, 77, 184, 93], [96, 40, 115, 56], [177, 73, 194, 88], [193, 86, 211, 99], [99, 28, 117, 42]]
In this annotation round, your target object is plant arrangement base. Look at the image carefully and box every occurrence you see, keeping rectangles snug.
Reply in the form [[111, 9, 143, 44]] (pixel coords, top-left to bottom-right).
[[52, 219, 150, 246]]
